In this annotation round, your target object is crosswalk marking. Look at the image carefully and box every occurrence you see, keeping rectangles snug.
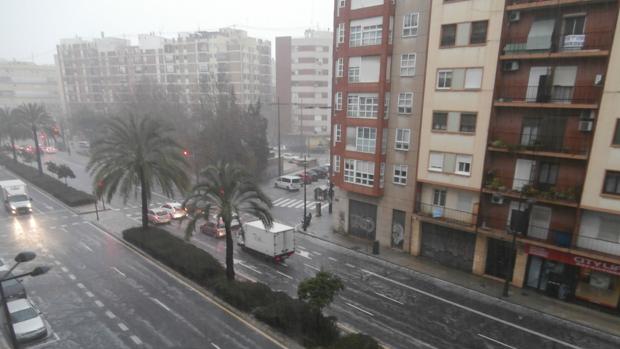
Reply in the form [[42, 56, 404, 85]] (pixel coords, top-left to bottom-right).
[[277, 199, 295, 207], [272, 197, 288, 205], [272, 198, 326, 210]]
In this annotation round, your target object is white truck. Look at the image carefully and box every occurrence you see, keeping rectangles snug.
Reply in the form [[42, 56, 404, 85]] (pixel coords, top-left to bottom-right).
[[238, 220, 295, 262], [0, 180, 32, 215]]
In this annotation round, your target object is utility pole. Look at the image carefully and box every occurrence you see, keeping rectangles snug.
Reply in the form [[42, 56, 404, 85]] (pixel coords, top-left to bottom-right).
[[276, 97, 282, 177], [303, 153, 308, 231]]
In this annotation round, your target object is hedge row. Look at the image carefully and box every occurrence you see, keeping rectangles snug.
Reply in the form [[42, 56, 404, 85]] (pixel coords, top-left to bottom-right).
[[123, 227, 366, 348], [0, 155, 95, 207]]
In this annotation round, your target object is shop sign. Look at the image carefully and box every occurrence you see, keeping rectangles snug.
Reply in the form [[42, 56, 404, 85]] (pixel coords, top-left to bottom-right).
[[525, 244, 620, 276]]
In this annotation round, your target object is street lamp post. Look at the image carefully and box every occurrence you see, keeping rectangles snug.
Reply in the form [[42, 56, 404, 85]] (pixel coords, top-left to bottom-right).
[[0, 252, 51, 349]]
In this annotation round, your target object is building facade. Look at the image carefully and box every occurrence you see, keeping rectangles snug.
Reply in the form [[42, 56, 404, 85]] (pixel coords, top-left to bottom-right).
[[0, 60, 64, 120], [276, 29, 333, 149], [56, 28, 272, 116], [331, 0, 430, 251]]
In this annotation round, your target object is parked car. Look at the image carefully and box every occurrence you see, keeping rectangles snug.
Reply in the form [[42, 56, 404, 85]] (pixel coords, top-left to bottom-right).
[[306, 169, 320, 181], [282, 153, 296, 161], [1, 273, 27, 300], [7, 298, 47, 343], [147, 208, 172, 225], [200, 216, 241, 238], [297, 173, 313, 184], [42, 146, 57, 154], [274, 175, 301, 191], [312, 166, 329, 178], [160, 202, 186, 219]]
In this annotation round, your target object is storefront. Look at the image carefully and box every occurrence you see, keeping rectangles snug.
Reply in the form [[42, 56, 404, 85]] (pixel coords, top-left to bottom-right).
[[420, 223, 476, 272], [348, 199, 377, 240], [525, 245, 620, 310], [485, 238, 515, 280]]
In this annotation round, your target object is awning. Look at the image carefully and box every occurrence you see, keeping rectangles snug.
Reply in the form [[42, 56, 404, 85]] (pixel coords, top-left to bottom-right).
[[526, 19, 556, 51], [525, 244, 620, 276]]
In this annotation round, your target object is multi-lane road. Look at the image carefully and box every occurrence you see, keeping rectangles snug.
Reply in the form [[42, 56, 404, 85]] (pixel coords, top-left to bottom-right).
[[3, 150, 620, 349]]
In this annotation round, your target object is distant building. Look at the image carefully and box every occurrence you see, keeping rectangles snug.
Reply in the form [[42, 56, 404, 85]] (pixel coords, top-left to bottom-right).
[[0, 60, 64, 120], [56, 28, 272, 116], [276, 29, 332, 150]]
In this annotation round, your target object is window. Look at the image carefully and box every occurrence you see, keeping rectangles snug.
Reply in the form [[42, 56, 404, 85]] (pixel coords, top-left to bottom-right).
[[397, 93, 413, 114], [395, 128, 411, 150], [563, 15, 585, 36], [613, 120, 620, 145], [538, 162, 559, 185], [393, 165, 408, 185], [464, 68, 483, 89], [604, 171, 620, 195], [459, 113, 476, 133], [440, 24, 457, 47], [350, 19, 383, 47], [337, 23, 345, 44], [455, 155, 472, 176], [334, 124, 342, 143], [429, 152, 444, 172], [335, 92, 343, 110], [403, 13, 419, 37], [384, 92, 390, 117], [400, 53, 416, 76], [336, 58, 343, 77], [337, 0, 346, 17], [356, 127, 377, 153], [433, 189, 447, 207], [348, 66, 360, 82], [334, 155, 341, 173], [470, 21, 488, 44], [437, 70, 452, 89], [344, 159, 375, 186], [349, 26, 362, 47], [432, 112, 448, 131], [347, 94, 379, 118], [380, 163, 385, 188]]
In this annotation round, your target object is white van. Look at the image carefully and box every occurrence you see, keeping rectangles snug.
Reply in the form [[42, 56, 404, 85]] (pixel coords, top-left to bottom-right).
[[274, 175, 301, 191]]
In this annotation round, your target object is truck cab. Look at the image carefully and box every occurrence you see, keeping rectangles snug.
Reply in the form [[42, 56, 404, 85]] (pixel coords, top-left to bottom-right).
[[0, 180, 32, 215]]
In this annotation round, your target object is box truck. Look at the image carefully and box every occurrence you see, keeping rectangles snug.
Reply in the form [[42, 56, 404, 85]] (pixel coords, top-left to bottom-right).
[[238, 220, 295, 262], [0, 180, 32, 215]]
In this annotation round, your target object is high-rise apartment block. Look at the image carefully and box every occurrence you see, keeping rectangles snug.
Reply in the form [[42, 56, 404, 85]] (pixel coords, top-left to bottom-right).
[[331, 0, 620, 311], [56, 28, 272, 116], [276, 29, 333, 147]]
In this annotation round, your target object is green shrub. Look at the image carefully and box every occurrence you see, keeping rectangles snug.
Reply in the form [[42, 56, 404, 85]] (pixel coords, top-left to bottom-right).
[[326, 333, 380, 349], [0, 154, 95, 206], [212, 277, 277, 312]]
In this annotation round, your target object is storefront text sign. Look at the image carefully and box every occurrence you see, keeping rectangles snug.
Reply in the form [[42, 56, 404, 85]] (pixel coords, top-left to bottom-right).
[[525, 244, 620, 276]]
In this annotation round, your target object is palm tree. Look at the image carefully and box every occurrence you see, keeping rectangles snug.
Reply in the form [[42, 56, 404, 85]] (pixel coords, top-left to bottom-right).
[[15, 103, 54, 173], [184, 162, 273, 281], [87, 114, 190, 229], [0, 107, 28, 161]]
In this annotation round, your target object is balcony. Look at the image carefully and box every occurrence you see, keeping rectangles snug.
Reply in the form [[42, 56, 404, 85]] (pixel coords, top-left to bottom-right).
[[484, 174, 581, 207], [501, 31, 612, 60], [479, 214, 574, 248], [495, 84, 601, 109], [488, 131, 590, 160], [416, 201, 477, 229]]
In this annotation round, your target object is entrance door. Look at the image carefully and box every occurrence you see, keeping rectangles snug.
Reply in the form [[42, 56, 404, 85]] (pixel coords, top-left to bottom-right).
[[348, 199, 377, 240], [513, 159, 535, 190], [528, 205, 552, 240], [526, 67, 551, 102]]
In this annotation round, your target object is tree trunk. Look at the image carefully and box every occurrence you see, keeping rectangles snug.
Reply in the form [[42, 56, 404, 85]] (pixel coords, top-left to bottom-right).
[[32, 125, 43, 174], [10, 136, 17, 161], [139, 168, 149, 230], [224, 218, 235, 281]]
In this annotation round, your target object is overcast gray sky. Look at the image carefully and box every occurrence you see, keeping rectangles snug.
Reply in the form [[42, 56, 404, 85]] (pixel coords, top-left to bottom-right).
[[0, 0, 333, 64]]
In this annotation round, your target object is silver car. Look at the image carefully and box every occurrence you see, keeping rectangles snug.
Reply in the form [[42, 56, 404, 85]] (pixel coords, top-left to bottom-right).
[[7, 298, 48, 343], [160, 202, 187, 219]]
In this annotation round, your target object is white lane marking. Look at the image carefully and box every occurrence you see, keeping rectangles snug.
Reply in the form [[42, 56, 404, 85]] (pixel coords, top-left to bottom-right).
[[275, 199, 293, 207], [345, 302, 374, 317], [80, 241, 93, 252], [276, 271, 293, 280], [68, 274, 76, 280], [71, 222, 80, 226], [297, 245, 307, 250], [60, 224, 67, 228], [296, 250, 312, 260], [211, 343, 221, 349], [272, 198, 287, 205], [118, 323, 128, 331], [345, 263, 356, 268], [61, 267, 68, 273], [304, 263, 320, 272], [239, 262, 263, 275], [375, 292, 404, 305], [478, 334, 517, 349], [130, 335, 143, 345], [53, 260, 61, 266], [362, 269, 584, 349], [328, 257, 338, 262], [237, 271, 257, 283], [94, 300, 104, 308], [85, 291, 95, 298], [112, 267, 126, 278], [150, 297, 171, 312], [105, 310, 116, 319], [76, 283, 85, 289], [292, 201, 306, 209], [285, 200, 302, 208], [312, 251, 322, 256]]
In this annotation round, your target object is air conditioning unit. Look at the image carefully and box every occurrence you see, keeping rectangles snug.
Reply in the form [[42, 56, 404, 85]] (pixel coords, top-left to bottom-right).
[[491, 194, 504, 205], [578, 120, 594, 132], [508, 11, 521, 22], [503, 61, 520, 72]]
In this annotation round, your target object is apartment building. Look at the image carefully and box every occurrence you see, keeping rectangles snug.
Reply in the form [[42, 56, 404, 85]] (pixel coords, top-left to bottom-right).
[[56, 28, 272, 116], [331, 0, 430, 250], [0, 60, 64, 119], [276, 30, 333, 149]]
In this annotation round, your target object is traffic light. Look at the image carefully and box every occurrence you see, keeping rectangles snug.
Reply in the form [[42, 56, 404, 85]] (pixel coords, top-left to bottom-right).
[[182, 149, 191, 158]]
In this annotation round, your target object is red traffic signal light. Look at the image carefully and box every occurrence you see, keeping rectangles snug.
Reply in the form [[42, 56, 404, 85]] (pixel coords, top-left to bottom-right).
[[182, 149, 191, 157]]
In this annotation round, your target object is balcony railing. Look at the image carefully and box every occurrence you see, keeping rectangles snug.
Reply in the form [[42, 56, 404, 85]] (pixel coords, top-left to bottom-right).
[[480, 215, 573, 248], [502, 31, 612, 55], [495, 84, 602, 105], [484, 174, 582, 204], [577, 235, 620, 256], [488, 130, 590, 156], [416, 201, 477, 227]]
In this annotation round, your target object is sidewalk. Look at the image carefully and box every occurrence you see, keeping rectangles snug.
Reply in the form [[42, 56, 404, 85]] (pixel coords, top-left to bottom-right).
[[302, 211, 620, 338]]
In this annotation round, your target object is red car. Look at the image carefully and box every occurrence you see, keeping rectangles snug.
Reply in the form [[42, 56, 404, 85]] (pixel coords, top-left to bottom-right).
[[297, 173, 313, 184]]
